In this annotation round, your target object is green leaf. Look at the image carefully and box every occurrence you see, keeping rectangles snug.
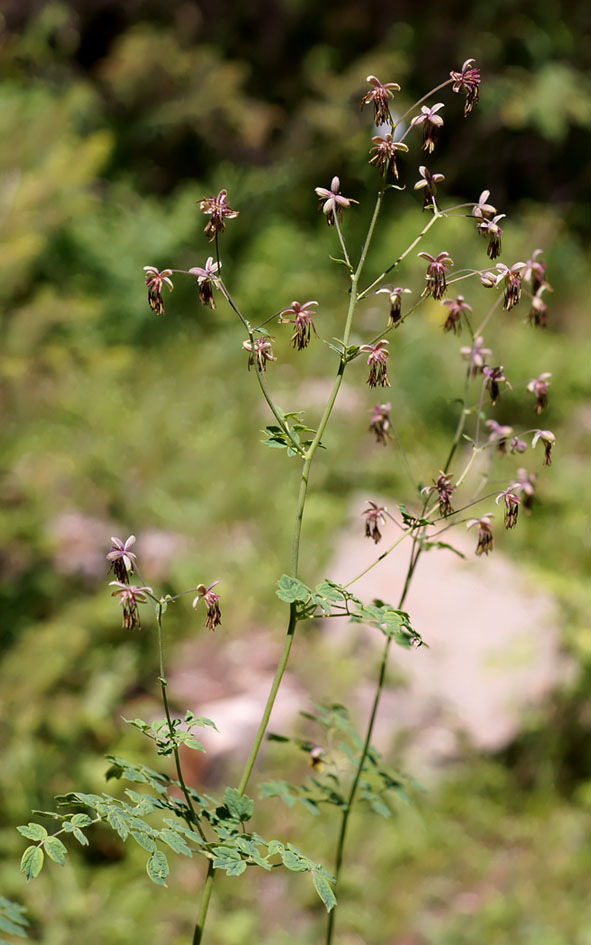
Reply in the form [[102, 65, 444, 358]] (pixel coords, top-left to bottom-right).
[[0, 897, 29, 939], [223, 787, 254, 823], [71, 814, 93, 827], [423, 540, 466, 559], [130, 831, 157, 853], [328, 254, 353, 270], [313, 873, 337, 912], [44, 837, 67, 865], [17, 823, 47, 842], [159, 829, 192, 857], [276, 575, 311, 603], [146, 851, 169, 886], [107, 808, 129, 841], [20, 846, 44, 881], [212, 846, 247, 876], [281, 850, 307, 872], [72, 828, 89, 846]]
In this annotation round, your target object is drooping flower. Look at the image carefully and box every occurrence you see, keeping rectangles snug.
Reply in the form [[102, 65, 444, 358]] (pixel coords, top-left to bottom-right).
[[495, 487, 520, 529], [110, 581, 152, 630], [418, 251, 454, 300], [107, 535, 137, 583], [513, 468, 536, 511], [450, 59, 481, 116], [414, 166, 445, 210], [485, 419, 514, 454], [467, 514, 494, 555], [278, 300, 319, 350], [144, 267, 173, 315], [360, 76, 401, 125], [496, 262, 525, 310], [483, 365, 512, 405], [510, 436, 527, 454], [369, 402, 392, 445], [375, 285, 411, 326], [479, 214, 506, 260], [199, 190, 239, 241], [369, 133, 408, 178], [188, 257, 222, 309], [527, 372, 552, 414], [460, 335, 492, 377], [410, 103, 445, 153], [532, 429, 555, 465], [315, 176, 358, 226], [522, 249, 548, 294], [360, 340, 390, 388], [528, 286, 549, 328], [472, 190, 496, 223], [441, 295, 471, 334], [242, 337, 277, 372], [192, 581, 222, 631], [362, 500, 387, 544], [422, 471, 455, 517]]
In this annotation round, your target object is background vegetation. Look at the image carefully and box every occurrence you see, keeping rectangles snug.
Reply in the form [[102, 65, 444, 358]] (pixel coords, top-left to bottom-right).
[[1, 1, 591, 942]]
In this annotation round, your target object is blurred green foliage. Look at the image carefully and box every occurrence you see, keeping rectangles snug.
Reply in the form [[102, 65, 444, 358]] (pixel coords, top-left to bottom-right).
[[1, 1, 591, 943]]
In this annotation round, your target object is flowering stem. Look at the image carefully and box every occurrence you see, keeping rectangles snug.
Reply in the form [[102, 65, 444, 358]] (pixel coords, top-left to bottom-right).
[[394, 77, 454, 138]]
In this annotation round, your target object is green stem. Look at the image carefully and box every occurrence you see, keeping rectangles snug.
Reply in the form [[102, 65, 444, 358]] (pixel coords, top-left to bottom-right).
[[358, 210, 441, 300], [192, 861, 216, 945]]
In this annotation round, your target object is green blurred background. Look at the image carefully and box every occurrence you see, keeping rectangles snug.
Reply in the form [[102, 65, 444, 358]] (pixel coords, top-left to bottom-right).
[[1, 1, 591, 943]]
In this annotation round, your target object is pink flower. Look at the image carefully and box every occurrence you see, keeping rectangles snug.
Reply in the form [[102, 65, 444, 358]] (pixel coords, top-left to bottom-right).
[[192, 581, 222, 631], [532, 429, 555, 465], [414, 166, 445, 209], [360, 340, 390, 388], [144, 267, 173, 315], [422, 471, 455, 517], [441, 295, 471, 334], [369, 133, 408, 179], [485, 420, 514, 454], [418, 251, 453, 300], [495, 262, 525, 310], [110, 581, 153, 630], [460, 335, 492, 377], [369, 402, 392, 445], [362, 501, 387, 544], [107, 535, 137, 583], [483, 365, 512, 405], [242, 336, 277, 372], [375, 285, 411, 326], [199, 190, 239, 241], [278, 300, 319, 350], [360, 75, 400, 126], [467, 514, 494, 555], [450, 59, 481, 116], [495, 487, 520, 529], [472, 190, 496, 222], [410, 103, 445, 153], [527, 372, 552, 414], [315, 177, 358, 226], [188, 257, 222, 308], [478, 214, 506, 260]]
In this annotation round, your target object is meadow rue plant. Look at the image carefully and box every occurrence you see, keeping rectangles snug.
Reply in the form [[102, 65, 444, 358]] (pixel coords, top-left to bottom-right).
[[17, 57, 558, 945]]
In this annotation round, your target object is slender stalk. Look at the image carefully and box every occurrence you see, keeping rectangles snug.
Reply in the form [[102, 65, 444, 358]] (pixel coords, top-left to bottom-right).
[[393, 78, 454, 136], [192, 861, 216, 945], [358, 210, 441, 300]]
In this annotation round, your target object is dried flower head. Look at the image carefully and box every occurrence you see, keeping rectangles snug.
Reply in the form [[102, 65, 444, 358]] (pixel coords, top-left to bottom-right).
[[467, 514, 494, 555], [496, 487, 520, 529], [532, 429, 555, 465], [442, 295, 471, 334], [188, 257, 222, 309], [315, 176, 358, 226], [450, 59, 481, 116], [414, 166, 445, 210], [483, 365, 511, 405], [369, 402, 392, 445], [199, 190, 239, 241], [527, 372, 552, 414], [460, 335, 492, 377], [485, 419, 514, 454], [369, 133, 408, 179], [360, 340, 390, 388], [360, 75, 401, 125], [375, 285, 411, 326], [193, 581, 222, 631], [422, 471, 455, 517], [242, 337, 277, 372], [107, 535, 137, 583], [278, 300, 319, 350], [144, 267, 173, 315], [410, 103, 445, 153], [362, 500, 387, 544], [110, 581, 152, 630], [418, 251, 454, 300]]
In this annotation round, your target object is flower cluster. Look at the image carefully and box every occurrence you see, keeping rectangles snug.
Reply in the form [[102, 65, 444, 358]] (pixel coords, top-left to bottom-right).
[[423, 471, 455, 517], [242, 337, 277, 372], [360, 75, 400, 125], [144, 267, 173, 316], [450, 58, 481, 116], [278, 300, 319, 350], [360, 340, 390, 388], [419, 251, 453, 300], [369, 133, 408, 179], [193, 581, 222, 631], [442, 295, 471, 334], [110, 581, 152, 630], [107, 535, 137, 584], [199, 190, 239, 241]]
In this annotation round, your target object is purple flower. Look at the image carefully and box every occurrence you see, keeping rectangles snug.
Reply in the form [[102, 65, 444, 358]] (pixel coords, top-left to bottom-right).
[[422, 471, 455, 517], [496, 262, 525, 310], [460, 335, 492, 377], [441, 295, 471, 334], [110, 581, 152, 630], [485, 420, 514, 454], [193, 581, 222, 631], [483, 365, 511, 405], [532, 429, 555, 465], [478, 214, 506, 260], [199, 190, 239, 241], [467, 514, 494, 555], [450, 59, 481, 116], [527, 372, 552, 414], [369, 133, 408, 179], [414, 166, 445, 210], [410, 103, 445, 153], [188, 257, 222, 309], [315, 176, 358, 226], [360, 340, 390, 388], [144, 267, 173, 316], [369, 402, 392, 445], [472, 190, 496, 223], [242, 337, 277, 372], [375, 285, 411, 326], [362, 501, 387, 544], [510, 436, 527, 454], [418, 251, 453, 300], [528, 286, 549, 328], [522, 249, 548, 293], [360, 75, 401, 126], [278, 300, 319, 350], [495, 487, 520, 529], [107, 535, 137, 584]]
